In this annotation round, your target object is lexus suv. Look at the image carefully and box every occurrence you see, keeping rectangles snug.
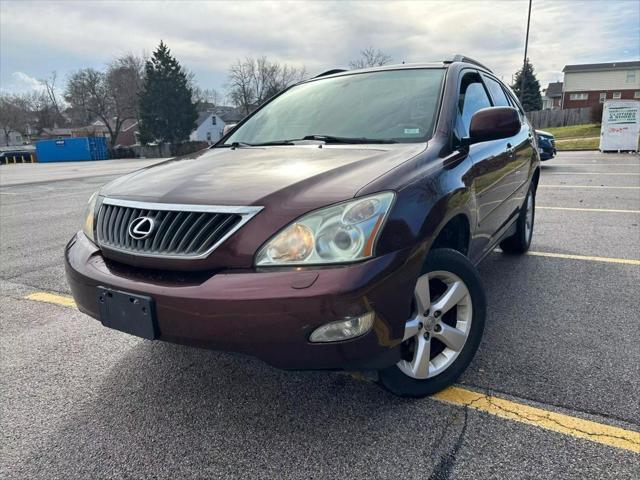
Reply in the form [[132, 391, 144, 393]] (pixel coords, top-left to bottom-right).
[[65, 56, 540, 397]]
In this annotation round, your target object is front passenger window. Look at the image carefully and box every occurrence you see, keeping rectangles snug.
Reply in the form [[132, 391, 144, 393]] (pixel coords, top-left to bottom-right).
[[457, 75, 492, 138]]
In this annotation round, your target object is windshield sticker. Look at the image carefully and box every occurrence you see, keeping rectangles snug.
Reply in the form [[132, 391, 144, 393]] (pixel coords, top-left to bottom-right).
[[404, 128, 420, 134]]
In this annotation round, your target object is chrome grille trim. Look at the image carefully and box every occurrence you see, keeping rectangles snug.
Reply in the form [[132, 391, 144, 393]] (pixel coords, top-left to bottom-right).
[[96, 198, 262, 260]]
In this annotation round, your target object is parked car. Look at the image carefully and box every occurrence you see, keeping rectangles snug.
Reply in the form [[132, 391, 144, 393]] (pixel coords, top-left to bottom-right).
[[536, 129, 556, 160], [65, 56, 540, 397], [110, 145, 136, 159]]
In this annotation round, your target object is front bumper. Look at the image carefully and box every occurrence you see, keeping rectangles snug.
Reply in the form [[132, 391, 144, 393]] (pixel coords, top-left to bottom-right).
[[538, 139, 556, 160], [65, 232, 422, 370]]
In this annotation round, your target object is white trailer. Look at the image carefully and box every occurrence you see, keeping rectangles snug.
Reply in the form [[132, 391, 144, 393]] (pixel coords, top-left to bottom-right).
[[599, 100, 640, 152]]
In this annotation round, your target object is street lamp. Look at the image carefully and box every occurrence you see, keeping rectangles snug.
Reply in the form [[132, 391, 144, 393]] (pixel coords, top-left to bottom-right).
[[520, 0, 533, 104]]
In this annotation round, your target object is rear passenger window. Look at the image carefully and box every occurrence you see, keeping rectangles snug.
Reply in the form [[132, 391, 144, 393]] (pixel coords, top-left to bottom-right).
[[457, 73, 492, 138], [483, 76, 511, 107]]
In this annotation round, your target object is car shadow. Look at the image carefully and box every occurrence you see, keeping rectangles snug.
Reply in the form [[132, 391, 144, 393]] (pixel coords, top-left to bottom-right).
[[21, 341, 460, 479]]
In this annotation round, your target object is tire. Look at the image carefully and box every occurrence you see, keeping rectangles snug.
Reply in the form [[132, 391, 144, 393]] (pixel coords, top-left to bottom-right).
[[500, 184, 535, 254], [378, 248, 486, 398]]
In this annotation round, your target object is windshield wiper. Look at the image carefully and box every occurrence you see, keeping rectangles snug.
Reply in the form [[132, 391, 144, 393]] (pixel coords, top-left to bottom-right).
[[223, 136, 397, 148], [300, 135, 398, 144], [227, 140, 295, 148]]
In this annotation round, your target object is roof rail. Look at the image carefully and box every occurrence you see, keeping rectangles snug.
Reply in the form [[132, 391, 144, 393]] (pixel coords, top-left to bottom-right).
[[314, 68, 348, 78], [446, 55, 493, 73]]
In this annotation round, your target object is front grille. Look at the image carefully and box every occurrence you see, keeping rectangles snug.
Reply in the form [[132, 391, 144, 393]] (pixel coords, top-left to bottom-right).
[[96, 199, 261, 258]]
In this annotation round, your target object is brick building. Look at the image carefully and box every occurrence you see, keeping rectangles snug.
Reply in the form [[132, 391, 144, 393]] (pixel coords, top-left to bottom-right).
[[562, 61, 640, 109]]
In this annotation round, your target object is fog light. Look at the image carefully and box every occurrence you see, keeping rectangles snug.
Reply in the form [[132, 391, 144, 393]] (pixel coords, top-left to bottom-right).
[[309, 312, 375, 343]]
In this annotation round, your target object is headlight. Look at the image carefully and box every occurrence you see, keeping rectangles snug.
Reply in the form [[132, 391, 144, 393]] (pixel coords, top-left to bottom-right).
[[255, 192, 394, 266], [82, 191, 99, 242]]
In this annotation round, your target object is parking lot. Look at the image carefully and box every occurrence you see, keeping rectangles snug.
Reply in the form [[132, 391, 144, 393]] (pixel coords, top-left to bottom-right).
[[0, 151, 638, 479]]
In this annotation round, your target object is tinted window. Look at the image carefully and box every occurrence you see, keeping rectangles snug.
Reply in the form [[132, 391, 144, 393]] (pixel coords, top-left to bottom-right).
[[483, 76, 511, 107], [225, 69, 445, 145], [457, 74, 492, 137]]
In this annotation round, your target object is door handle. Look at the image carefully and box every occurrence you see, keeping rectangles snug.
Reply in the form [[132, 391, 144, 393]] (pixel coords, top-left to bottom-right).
[[506, 143, 515, 156]]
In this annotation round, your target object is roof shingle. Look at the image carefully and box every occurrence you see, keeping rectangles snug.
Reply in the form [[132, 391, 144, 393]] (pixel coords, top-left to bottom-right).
[[563, 61, 640, 73]]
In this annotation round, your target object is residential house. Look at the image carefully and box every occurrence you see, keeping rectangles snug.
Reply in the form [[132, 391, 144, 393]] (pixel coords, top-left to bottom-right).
[[70, 118, 139, 146], [190, 106, 244, 144], [39, 127, 74, 140], [0, 128, 25, 147], [562, 61, 640, 109], [541, 81, 563, 110], [115, 120, 139, 147]]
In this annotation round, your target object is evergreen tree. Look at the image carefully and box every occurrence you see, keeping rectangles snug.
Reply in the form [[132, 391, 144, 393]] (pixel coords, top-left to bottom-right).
[[511, 59, 543, 112], [138, 41, 198, 149]]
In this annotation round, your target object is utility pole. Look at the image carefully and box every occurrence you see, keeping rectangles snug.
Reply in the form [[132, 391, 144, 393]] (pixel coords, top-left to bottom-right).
[[519, 0, 533, 104]]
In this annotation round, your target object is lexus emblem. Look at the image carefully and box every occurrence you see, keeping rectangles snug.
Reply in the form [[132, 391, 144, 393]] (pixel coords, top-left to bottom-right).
[[128, 216, 155, 240]]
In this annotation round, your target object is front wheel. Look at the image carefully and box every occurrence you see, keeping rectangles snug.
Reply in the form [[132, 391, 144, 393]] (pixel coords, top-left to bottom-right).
[[378, 248, 486, 397]]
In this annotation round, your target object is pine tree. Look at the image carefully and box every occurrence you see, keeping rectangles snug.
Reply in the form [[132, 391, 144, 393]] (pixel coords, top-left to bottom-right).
[[138, 41, 198, 149], [511, 59, 543, 112]]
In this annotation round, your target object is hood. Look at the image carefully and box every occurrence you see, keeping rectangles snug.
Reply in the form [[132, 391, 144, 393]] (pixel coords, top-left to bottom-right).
[[101, 144, 425, 208], [535, 129, 554, 137]]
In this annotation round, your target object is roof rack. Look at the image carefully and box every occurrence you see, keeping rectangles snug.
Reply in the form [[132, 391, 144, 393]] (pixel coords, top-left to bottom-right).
[[445, 55, 493, 73], [314, 68, 348, 78]]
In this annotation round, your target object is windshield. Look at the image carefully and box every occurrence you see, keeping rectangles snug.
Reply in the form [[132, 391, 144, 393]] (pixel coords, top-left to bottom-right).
[[223, 68, 445, 145]]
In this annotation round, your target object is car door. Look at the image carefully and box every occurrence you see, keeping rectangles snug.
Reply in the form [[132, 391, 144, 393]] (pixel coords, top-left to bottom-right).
[[481, 74, 532, 219], [456, 71, 515, 252], [504, 85, 536, 197]]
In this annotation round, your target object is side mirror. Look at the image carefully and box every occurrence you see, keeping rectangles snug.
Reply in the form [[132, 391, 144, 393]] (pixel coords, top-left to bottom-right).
[[223, 124, 237, 136], [467, 107, 521, 145]]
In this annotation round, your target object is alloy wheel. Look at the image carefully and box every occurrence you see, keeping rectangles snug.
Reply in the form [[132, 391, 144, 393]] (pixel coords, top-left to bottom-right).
[[397, 270, 473, 379]]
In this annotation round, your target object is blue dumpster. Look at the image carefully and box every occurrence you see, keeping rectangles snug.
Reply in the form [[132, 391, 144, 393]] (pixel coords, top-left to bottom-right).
[[35, 137, 110, 162]]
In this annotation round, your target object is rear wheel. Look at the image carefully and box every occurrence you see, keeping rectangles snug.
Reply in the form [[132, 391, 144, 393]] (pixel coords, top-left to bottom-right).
[[378, 248, 486, 397], [500, 185, 535, 254]]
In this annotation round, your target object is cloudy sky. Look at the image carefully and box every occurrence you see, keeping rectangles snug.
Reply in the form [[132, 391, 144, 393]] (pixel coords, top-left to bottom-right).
[[1, 0, 639, 99]]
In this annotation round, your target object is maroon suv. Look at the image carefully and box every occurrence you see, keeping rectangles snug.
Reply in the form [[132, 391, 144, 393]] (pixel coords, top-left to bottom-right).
[[65, 56, 540, 397]]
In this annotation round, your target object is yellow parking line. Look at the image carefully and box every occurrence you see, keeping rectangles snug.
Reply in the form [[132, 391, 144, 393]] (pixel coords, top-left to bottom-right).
[[25, 292, 76, 308], [553, 163, 639, 166], [539, 185, 640, 189], [537, 206, 640, 214], [527, 251, 640, 265], [25, 290, 640, 452], [544, 172, 640, 176], [433, 387, 640, 453]]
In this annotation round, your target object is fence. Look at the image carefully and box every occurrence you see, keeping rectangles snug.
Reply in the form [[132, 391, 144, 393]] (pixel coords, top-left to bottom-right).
[[132, 141, 209, 159], [526, 107, 593, 129]]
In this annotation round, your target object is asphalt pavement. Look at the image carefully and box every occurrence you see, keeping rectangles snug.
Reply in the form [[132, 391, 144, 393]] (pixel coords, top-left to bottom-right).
[[1, 151, 639, 479]]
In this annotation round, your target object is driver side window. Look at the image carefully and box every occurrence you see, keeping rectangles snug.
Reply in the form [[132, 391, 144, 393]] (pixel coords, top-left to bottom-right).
[[456, 72, 492, 139]]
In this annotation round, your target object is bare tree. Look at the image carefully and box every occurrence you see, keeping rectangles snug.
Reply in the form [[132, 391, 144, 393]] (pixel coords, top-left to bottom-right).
[[64, 55, 144, 148], [0, 94, 30, 146], [24, 90, 61, 135], [40, 72, 64, 120], [227, 57, 306, 115], [109, 54, 145, 122], [349, 47, 393, 69], [228, 59, 255, 116]]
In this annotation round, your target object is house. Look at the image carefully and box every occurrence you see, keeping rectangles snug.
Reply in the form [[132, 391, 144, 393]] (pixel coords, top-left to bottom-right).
[[69, 118, 139, 146], [190, 106, 244, 144], [542, 81, 563, 110], [0, 128, 25, 147], [115, 120, 139, 147], [39, 127, 74, 140], [562, 61, 640, 109]]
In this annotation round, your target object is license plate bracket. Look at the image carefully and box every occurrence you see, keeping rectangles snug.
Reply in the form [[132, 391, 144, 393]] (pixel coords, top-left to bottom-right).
[[97, 287, 157, 340]]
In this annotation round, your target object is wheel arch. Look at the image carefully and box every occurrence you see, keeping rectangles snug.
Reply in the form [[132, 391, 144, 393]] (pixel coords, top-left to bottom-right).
[[429, 213, 472, 256], [532, 166, 541, 191]]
